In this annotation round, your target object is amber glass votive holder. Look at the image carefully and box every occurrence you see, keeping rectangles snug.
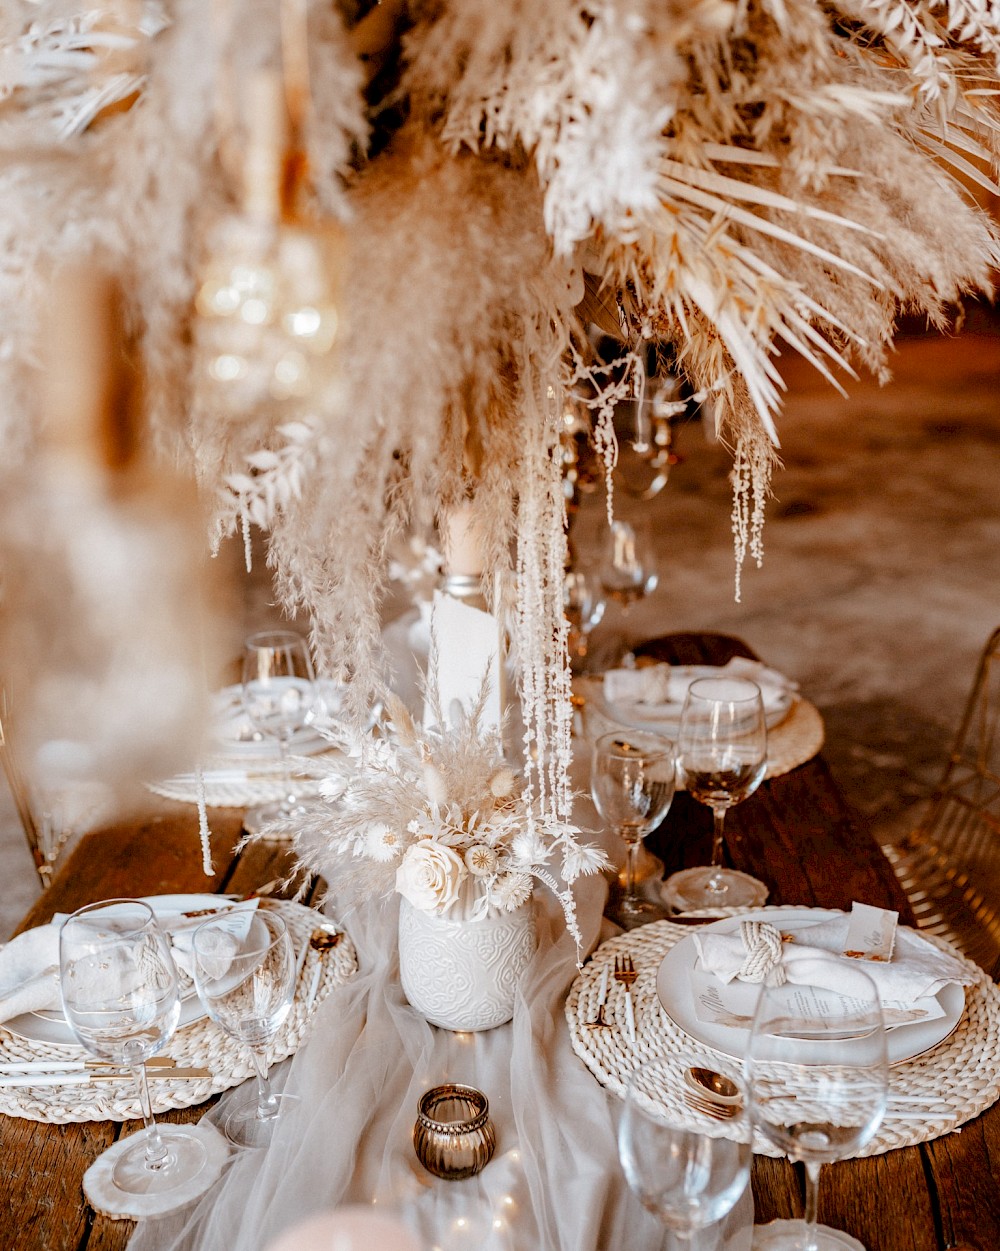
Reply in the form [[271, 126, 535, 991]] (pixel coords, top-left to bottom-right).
[[413, 1084, 496, 1180]]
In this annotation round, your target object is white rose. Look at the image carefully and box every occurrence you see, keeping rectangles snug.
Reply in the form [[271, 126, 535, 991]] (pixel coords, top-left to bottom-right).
[[396, 841, 468, 912]]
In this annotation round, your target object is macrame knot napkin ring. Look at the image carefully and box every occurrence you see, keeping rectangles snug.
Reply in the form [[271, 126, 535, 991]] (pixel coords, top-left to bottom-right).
[[738, 920, 786, 985]]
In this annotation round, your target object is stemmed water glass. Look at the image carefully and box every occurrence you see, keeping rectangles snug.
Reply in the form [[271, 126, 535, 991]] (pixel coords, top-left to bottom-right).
[[619, 1055, 751, 1245], [662, 676, 769, 912], [59, 900, 213, 1199], [591, 731, 676, 930], [241, 629, 317, 835], [598, 520, 658, 614], [746, 969, 888, 1250], [192, 910, 297, 1148]]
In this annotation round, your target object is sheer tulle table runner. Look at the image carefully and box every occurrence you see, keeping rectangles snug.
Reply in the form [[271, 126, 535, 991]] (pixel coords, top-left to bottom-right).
[[126, 882, 753, 1251]]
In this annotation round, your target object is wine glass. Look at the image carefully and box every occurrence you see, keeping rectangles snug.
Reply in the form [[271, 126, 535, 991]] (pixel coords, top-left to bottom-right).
[[563, 566, 606, 671], [192, 910, 297, 1148], [59, 900, 212, 1197], [591, 731, 676, 929], [241, 629, 317, 836], [662, 676, 769, 912], [746, 969, 888, 1250], [598, 520, 658, 614], [619, 1055, 751, 1244]]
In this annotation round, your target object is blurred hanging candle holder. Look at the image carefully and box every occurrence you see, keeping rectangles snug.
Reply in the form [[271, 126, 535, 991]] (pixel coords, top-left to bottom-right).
[[0, 265, 232, 814], [192, 0, 346, 431], [611, 374, 685, 502]]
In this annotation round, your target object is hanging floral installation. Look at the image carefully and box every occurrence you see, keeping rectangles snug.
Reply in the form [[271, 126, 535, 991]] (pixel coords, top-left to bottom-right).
[[1, 0, 999, 824]]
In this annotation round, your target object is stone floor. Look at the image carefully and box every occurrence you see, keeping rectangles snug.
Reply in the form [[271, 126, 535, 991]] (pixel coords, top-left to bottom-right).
[[3, 310, 999, 938]]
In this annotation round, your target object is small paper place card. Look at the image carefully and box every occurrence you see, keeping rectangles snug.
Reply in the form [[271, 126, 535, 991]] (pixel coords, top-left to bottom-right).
[[843, 901, 898, 963]]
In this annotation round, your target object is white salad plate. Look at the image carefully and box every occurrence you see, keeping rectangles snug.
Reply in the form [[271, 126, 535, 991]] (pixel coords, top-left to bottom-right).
[[656, 908, 965, 1067], [208, 682, 340, 760]]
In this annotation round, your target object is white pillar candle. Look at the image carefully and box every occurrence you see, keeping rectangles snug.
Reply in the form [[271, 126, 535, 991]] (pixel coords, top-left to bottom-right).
[[442, 500, 486, 576]]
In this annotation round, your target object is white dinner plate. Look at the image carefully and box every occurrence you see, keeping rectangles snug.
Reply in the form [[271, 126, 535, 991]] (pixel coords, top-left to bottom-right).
[[582, 665, 795, 738], [3, 894, 234, 1048], [209, 683, 342, 760], [656, 908, 966, 1067]]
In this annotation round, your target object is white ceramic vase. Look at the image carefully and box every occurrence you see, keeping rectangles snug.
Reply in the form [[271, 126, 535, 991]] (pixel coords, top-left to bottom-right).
[[398, 894, 537, 1031]]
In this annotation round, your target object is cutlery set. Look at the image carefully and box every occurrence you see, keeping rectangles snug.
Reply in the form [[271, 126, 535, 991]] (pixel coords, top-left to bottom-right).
[[0, 1057, 212, 1087], [586, 952, 638, 1040]]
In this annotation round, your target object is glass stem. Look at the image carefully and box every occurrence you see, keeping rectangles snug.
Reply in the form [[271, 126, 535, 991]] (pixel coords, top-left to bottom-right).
[[705, 806, 729, 895], [803, 1160, 822, 1251], [249, 1046, 279, 1121], [278, 734, 296, 812], [131, 1064, 169, 1170], [622, 833, 641, 910]]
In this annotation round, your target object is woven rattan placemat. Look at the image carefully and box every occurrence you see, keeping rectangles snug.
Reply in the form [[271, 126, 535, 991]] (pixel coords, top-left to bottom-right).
[[146, 750, 337, 809], [566, 908, 1000, 1157], [0, 899, 358, 1124]]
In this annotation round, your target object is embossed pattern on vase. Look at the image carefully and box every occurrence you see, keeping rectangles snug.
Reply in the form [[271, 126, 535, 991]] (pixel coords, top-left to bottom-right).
[[398, 898, 537, 1031]]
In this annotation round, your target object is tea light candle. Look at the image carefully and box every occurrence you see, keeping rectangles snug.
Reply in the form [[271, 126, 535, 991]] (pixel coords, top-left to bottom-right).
[[412, 1083, 496, 1180]]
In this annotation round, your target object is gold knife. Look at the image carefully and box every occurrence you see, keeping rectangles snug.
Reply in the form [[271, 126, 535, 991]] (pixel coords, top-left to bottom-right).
[[0, 1068, 212, 1088]]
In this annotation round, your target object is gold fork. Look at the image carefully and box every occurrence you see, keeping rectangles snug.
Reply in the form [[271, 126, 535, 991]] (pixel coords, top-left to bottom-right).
[[613, 953, 637, 996]]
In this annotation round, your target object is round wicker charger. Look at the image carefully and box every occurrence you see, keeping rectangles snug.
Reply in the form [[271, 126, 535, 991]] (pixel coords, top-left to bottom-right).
[[577, 689, 825, 783], [0, 899, 358, 1125], [146, 750, 336, 809], [566, 908, 1000, 1157]]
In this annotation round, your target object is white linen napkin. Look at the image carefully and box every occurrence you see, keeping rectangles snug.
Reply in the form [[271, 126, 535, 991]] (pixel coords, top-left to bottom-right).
[[603, 656, 797, 716], [0, 899, 259, 1024], [0, 925, 61, 1023], [693, 914, 974, 1005]]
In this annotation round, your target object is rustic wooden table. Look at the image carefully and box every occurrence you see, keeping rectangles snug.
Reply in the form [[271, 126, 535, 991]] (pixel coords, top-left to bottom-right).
[[2, 633, 998, 1251]]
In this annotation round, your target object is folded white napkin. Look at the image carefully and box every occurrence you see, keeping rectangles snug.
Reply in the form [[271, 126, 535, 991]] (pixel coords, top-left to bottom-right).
[[694, 914, 974, 1005], [0, 925, 61, 1024], [425, 591, 503, 734], [603, 657, 797, 715], [0, 900, 259, 1024]]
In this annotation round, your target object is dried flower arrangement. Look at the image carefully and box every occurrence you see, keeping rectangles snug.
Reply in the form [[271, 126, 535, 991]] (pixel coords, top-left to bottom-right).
[[1, 0, 999, 814], [288, 694, 608, 949]]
